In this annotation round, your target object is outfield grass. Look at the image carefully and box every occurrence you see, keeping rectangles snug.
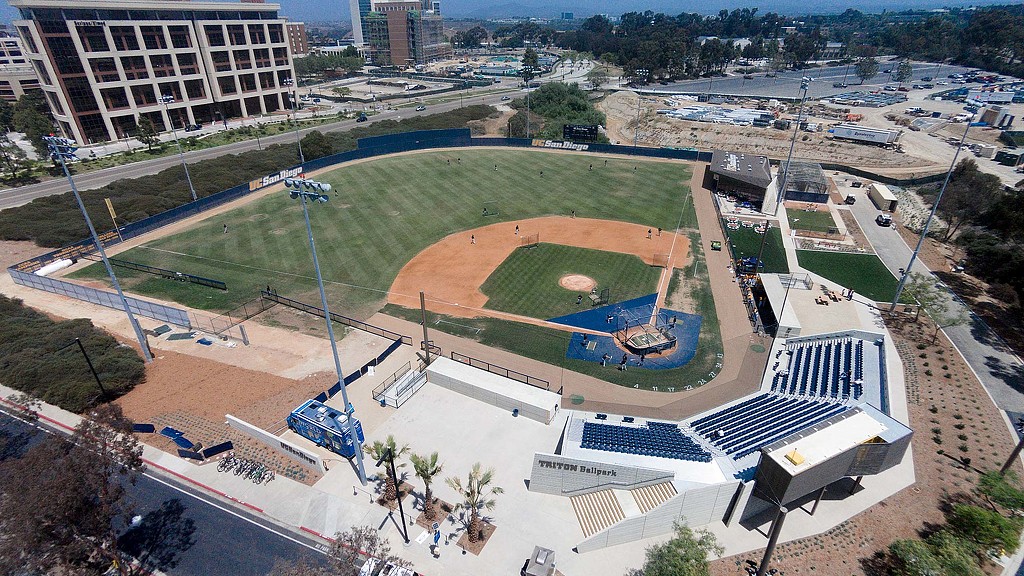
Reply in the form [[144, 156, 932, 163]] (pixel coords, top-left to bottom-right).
[[787, 209, 837, 233], [796, 250, 899, 302], [724, 224, 790, 274], [480, 244, 661, 319], [72, 149, 694, 319]]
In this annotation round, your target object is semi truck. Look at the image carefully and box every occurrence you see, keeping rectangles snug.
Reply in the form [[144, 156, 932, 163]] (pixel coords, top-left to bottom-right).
[[868, 183, 899, 212], [287, 399, 365, 458], [829, 124, 901, 147]]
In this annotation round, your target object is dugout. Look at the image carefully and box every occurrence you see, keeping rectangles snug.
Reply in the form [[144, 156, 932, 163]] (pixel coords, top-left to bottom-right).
[[778, 160, 829, 204], [426, 357, 560, 424], [704, 150, 774, 211]]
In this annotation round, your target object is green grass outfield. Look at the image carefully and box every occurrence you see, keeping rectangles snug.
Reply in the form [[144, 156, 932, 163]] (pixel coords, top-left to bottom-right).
[[72, 149, 695, 317], [796, 250, 899, 302], [481, 244, 661, 320], [724, 225, 789, 274], [787, 209, 837, 233]]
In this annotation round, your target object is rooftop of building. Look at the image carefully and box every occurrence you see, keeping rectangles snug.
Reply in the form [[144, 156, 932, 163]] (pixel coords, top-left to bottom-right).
[[10, 0, 281, 13], [709, 149, 772, 188]]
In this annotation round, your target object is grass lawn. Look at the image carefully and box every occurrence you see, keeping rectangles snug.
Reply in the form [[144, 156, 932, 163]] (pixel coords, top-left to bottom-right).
[[797, 250, 899, 302], [724, 224, 789, 274], [72, 149, 694, 320], [480, 244, 661, 320], [787, 209, 837, 233]]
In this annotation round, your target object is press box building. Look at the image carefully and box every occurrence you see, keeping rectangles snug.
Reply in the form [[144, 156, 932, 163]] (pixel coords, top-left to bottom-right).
[[11, 0, 298, 145]]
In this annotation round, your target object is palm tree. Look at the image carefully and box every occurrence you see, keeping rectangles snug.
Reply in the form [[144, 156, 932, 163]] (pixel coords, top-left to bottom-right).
[[363, 435, 409, 502], [445, 462, 504, 542], [410, 452, 444, 520]]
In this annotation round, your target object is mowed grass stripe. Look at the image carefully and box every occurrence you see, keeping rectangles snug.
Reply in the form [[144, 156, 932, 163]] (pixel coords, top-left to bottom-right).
[[481, 244, 661, 320], [71, 149, 692, 314]]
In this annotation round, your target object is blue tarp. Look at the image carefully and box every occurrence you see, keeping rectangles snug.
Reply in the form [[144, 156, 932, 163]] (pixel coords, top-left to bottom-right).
[[159, 426, 184, 439]]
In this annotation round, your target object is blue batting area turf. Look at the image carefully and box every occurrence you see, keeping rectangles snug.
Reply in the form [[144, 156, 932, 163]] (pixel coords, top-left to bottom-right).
[[560, 298, 702, 371], [548, 293, 660, 333]]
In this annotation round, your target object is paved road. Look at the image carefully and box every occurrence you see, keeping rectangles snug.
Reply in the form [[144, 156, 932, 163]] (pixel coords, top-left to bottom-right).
[[0, 411, 328, 575], [654, 63, 976, 100], [844, 185, 1024, 413], [0, 87, 518, 211]]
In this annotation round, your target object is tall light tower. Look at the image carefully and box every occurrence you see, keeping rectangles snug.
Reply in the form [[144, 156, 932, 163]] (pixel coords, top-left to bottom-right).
[[633, 68, 649, 148], [522, 65, 536, 138], [45, 136, 153, 363], [282, 78, 305, 164], [283, 176, 367, 485], [158, 95, 198, 202]]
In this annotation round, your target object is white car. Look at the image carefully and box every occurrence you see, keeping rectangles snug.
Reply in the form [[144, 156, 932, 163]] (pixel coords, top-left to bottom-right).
[[415, 105, 426, 111]]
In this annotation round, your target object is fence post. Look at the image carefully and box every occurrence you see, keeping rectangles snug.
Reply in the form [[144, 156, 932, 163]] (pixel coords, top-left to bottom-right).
[[239, 324, 249, 346]]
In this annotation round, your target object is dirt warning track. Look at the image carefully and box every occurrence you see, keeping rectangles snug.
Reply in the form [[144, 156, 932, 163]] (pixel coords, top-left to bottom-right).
[[387, 216, 690, 319]]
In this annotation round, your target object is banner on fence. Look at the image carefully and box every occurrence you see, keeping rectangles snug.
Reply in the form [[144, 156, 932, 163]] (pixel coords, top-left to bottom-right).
[[532, 139, 590, 152], [249, 167, 304, 192]]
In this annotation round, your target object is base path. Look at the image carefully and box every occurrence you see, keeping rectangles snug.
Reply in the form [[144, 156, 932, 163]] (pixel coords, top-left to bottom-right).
[[388, 216, 690, 319]]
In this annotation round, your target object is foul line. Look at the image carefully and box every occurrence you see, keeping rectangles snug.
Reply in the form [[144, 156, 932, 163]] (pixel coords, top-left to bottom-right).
[[652, 187, 693, 323]]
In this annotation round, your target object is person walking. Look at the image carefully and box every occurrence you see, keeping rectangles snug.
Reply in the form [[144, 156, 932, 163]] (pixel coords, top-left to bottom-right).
[[515, 225, 519, 235], [471, 234, 475, 244]]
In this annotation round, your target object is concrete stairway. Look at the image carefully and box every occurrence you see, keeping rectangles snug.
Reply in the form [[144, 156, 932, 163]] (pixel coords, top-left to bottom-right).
[[630, 481, 678, 514], [570, 489, 625, 537]]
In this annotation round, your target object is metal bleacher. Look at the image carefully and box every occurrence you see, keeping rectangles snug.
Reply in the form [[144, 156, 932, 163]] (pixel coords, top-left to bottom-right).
[[581, 421, 712, 462], [771, 338, 865, 401], [690, 393, 848, 459]]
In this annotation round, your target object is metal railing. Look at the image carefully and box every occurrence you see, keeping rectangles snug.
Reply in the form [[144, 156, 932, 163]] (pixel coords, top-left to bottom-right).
[[191, 292, 277, 335], [261, 291, 412, 345], [83, 254, 226, 290], [449, 351, 557, 393]]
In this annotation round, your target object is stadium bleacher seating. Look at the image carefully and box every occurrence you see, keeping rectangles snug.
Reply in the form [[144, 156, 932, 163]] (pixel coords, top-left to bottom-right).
[[770, 338, 865, 402], [581, 421, 712, 462]]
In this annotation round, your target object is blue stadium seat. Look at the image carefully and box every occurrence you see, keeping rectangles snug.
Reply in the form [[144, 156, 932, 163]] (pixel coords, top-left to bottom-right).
[[581, 421, 711, 462]]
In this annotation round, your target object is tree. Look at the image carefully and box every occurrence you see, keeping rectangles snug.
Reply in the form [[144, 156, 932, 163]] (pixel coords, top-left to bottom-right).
[[453, 26, 488, 49], [947, 504, 1023, 553], [626, 522, 723, 576], [894, 60, 914, 87], [936, 158, 1003, 241], [12, 92, 54, 157], [886, 539, 943, 576], [925, 530, 985, 576], [410, 452, 444, 520], [136, 116, 160, 151], [855, 56, 879, 84], [324, 525, 409, 576], [523, 47, 540, 69], [0, 133, 31, 179], [902, 272, 970, 342], [0, 97, 15, 132], [0, 404, 144, 576], [299, 130, 334, 161], [587, 66, 609, 88], [363, 435, 409, 502], [445, 462, 504, 542]]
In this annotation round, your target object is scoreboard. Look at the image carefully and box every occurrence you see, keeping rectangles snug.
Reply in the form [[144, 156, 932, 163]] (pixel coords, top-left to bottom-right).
[[562, 124, 599, 142]]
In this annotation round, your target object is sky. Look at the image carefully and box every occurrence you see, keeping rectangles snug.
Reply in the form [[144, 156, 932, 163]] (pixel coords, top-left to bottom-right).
[[0, 0, 1014, 27]]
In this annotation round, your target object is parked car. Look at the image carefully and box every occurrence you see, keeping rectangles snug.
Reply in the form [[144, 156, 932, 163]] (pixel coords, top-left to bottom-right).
[[883, 68, 893, 74], [883, 85, 897, 91], [415, 105, 426, 111], [876, 214, 893, 227], [312, 98, 321, 103], [765, 72, 777, 78], [356, 113, 368, 122], [845, 195, 856, 205], [743, 74, 754, 79], [500, 95, 511, 101], [183, 123, 202, 132], [922, 76, 933, 82], [833, 82, 848, 88], [897, 86, 910, 92]]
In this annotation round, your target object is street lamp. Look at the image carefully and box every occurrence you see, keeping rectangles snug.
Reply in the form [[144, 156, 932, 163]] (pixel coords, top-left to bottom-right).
[[158, 95, 198, 202], [45, 136, 152, 363], [890, 120, 973, 310], [283, 176, 367, 485], [376, 447, 410, 544], [282, 78, 305, 164], [57, 337, 107, 400]]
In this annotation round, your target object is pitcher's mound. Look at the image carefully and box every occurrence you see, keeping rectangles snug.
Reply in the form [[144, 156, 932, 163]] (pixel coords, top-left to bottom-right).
[[560, 274, 597, 292]]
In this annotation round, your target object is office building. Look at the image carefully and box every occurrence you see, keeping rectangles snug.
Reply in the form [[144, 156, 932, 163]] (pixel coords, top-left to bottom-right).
[[365, 0, 450, 67], [348, 0, 371, 45], [286, 22, 309, 56], [0, 32, 39, 102], [11, 0, 298, 145]]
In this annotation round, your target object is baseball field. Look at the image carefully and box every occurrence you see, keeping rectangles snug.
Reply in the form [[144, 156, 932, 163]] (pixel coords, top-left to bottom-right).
[[70, 148, 720, 389]]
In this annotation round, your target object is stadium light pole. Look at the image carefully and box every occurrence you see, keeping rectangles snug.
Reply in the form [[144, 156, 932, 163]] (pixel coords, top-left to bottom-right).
[[890, 121, 972, 312], [45, 136, 153, 363], [522, 65, 535, 138], [772, 76, 811, 217], [283, 78, 305, 164], [633, 68, 648, 148], [284, 176, 367, 486], [158, 94, 198, 202]]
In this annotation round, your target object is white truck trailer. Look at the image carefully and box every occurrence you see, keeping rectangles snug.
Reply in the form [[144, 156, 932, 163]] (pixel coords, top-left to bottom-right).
[[830, 124, 902, 147]]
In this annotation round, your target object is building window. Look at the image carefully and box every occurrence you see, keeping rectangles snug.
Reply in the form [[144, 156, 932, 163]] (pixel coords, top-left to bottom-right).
[[45, 36, 85, 75], [253, 48, 270, 68], [227, 25, 246, 46], [176, 53, 198, 75], [258, 71, 275, 89], [232, 49, 252, 70], [141, 26, 167, 50], [78, 113, 109, 144], [158, 81, 182, 101], [46, 92, 65, 115], [17, 27, 37, 53], [77, 25, 109, 52], [184, 79, 205, 99], [217, 76, 237, 95], [205, 25, 225, 47], [211, 51, 231, 73], [32, 60, 51, 85], [168, 25, 191, 49], [248, 24, 266, 44], [238, 73, 256, 92], [89, 58, 120, 83], [130, 84, 157, 107], [65, 76, 99, 114], [120, 56, 148, 80], [273, 47, 288, 66], [150, 54, 174, 78], [268, 24, 284, 43], [100, 87, 130, 110], [111, 27, 140, 51]]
